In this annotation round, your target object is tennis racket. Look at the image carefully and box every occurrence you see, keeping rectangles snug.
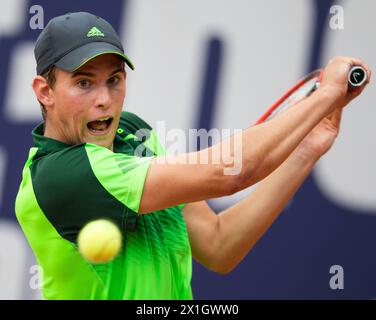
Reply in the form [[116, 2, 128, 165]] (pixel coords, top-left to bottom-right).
[[255, 66, 367, 125]]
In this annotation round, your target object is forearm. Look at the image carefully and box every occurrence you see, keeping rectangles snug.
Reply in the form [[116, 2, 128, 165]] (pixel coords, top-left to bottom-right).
[[213, 149, 318, 273], [141, 90, 333, 213], [209, 88, 335, 186]]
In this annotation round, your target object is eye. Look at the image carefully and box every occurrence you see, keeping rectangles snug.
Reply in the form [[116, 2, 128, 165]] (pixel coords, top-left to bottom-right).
[[77, 79, 91, 89], [107, 76, 120, 86]]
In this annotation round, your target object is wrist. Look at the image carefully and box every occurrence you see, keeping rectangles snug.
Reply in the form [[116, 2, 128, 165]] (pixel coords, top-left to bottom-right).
[[315, 83, 345, 112]]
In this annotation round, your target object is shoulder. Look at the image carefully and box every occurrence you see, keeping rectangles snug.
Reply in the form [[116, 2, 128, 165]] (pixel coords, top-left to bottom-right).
[[28, 144, 141, 241], [31, 142, 136, 185], [31, 144, 89, 178], [30, 143, 135, 203], [30, 144, 98, 204]]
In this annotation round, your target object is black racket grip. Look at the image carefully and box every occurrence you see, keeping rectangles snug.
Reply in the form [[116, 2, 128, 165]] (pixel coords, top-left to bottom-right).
[[348, 66, 367, 87]]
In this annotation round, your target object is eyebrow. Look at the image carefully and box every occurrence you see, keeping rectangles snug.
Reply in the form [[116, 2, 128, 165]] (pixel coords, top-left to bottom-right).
[[71, 68, 125, 78]]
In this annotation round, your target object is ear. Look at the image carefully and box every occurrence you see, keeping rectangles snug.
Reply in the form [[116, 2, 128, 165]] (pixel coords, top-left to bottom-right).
[[32, 76, 54, 108]]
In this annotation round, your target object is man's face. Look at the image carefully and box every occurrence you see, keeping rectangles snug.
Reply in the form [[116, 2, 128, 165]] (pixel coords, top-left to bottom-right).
[[48, 54, 126, 150]]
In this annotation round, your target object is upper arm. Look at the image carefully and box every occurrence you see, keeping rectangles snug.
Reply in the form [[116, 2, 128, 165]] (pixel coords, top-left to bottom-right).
[[182, 201, 219, 269]]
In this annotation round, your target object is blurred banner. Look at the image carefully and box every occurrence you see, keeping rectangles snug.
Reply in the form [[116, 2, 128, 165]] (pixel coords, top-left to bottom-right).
[[0, 0, 375, 299]]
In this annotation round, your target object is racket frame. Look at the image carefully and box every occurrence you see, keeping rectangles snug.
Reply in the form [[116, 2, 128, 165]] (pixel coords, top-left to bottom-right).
[[255, 69, 324, 125]]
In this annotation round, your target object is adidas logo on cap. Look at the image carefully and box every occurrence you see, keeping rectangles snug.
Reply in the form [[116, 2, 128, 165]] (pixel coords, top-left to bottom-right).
[[87, 27, 105, 37]]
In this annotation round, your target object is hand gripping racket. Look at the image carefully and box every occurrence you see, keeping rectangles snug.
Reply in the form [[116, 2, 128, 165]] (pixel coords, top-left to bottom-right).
[[255, 66, 367, 124]]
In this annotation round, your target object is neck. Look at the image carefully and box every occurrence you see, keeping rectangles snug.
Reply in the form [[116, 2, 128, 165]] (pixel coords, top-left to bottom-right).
[[44, 120, 71, 145], [43, 121, 62, 142]]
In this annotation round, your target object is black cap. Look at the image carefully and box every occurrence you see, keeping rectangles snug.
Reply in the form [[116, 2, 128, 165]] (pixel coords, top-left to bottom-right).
[[34, 12, 134, 75]]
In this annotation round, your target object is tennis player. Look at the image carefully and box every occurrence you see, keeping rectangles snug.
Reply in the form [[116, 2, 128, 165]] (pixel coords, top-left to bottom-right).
[[15, 12, 370, 299]]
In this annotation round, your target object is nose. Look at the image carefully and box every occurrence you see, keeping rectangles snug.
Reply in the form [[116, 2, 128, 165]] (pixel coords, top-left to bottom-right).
[[95, 85, 111, 109]]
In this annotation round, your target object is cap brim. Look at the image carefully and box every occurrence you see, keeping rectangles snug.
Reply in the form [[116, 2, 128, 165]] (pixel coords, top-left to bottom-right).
[[54, 42, 135, 72]]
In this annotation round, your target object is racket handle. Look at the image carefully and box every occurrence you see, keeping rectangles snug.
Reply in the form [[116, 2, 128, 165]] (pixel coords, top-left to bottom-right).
[[348, 66, 367, 87]]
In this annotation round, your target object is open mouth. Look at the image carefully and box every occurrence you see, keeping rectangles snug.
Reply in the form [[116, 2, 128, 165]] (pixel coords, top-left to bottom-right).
[[87, 117, 114, 134]]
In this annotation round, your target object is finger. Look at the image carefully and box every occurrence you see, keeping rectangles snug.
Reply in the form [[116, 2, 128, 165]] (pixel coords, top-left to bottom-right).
[[347, 85, 364, 101], [330, 56, 370, 77], [345, 81, 368, 104], [366, 68, 372, 84], [335, 56, 364, 68]]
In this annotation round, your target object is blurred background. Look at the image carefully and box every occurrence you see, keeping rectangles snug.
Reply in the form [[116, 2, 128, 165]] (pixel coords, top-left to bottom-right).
[[0, 0, 375, 299]]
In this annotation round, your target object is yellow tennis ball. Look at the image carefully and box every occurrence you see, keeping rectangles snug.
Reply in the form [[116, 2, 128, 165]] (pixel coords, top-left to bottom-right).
[[78, 219, 122, 263]]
